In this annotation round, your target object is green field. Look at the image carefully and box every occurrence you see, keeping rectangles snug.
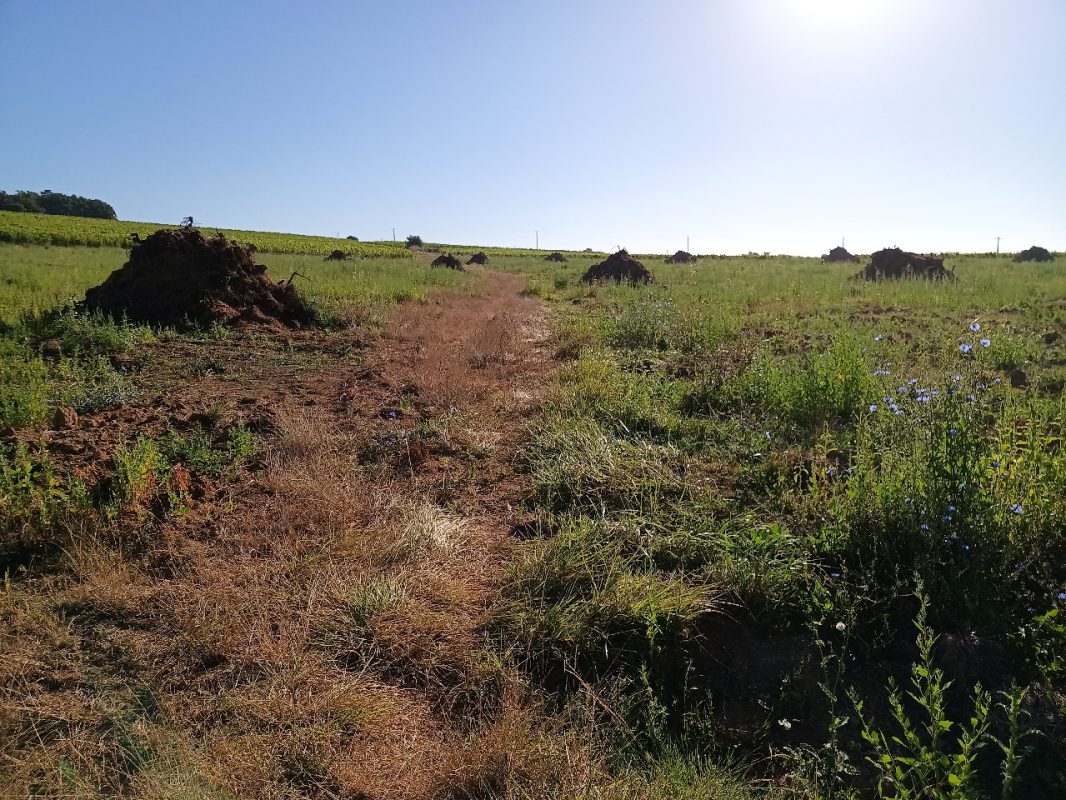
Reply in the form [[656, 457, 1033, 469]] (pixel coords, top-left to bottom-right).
[[0, 209, 411, 257], [1, 238, 1064, 797]]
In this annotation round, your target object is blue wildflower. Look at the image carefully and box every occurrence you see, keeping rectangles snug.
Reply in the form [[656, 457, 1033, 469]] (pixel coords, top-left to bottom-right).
[[947, 505, 956, 512], [908, 378, 919, 386], [967, 394, 976, 401], [1058, 591, 1066, 601], [875, 335, 883, 342], [920, 523, 930, 530], [960, 344, 973, 353], [980, 338, 991, 347], [1011, 503, 1023, 515], [869, 404, 878, 412], [970, 322, 981, 332]]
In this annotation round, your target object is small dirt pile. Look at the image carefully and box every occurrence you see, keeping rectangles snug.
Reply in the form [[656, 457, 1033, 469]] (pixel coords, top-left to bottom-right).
[[581, 249, 655, 284], [1013, 246, 1055, 263], [665, 250, 696, 264], [431, 253, 465, 270], [856, 248, 954, 281], [822, 246, 859, 263], [466, 251, 489, 265], [83, 227, 317, 328], [544, 252, 568, 263], [324, 249, 350, 261]]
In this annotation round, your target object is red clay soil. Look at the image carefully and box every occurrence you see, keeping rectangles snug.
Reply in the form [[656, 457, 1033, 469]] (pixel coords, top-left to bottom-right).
[[822, 246, 860, 263], [543, 252, 567, 263], [465, 252, 489, 265], [665, 250, 696, 264], [1013, 246, 1055, 263], [581, 249, 655, 284], [83, 227, 318, 328], [857, 247, 955, 281], [431, 253, 465, 270]]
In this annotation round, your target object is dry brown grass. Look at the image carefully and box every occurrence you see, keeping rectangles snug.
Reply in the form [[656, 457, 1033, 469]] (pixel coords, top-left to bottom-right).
[[0, 271, 586, 799]]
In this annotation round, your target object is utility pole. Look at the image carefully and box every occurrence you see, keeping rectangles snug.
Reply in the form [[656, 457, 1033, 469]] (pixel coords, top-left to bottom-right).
[[535, 230, 539, 250], [686, 235, 690, 253], [392, 228, 396, 242], [996, 236, 1001, 255], [842, 236, 845, 248]]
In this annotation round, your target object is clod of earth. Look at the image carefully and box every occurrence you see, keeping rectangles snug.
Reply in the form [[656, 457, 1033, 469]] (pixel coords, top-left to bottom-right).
[[581, 249, 655, 284], [856, 247, 955, 281], [544, 252, 567, 262], [324, 249, 350, 261], [822, 246, 860, 263], [83, 227, 318, 328], [466, 251, 489, 265], [665, 250, 696, 264], [1013, 245, 1055, 263], [431, 253, 465, 270]]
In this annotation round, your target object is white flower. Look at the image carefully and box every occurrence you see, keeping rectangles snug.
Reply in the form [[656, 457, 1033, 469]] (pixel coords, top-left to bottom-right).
[[835, 622, 847, 632], [778, 718, 792, 730]]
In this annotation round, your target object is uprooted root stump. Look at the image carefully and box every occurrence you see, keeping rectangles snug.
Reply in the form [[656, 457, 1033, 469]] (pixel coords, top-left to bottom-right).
[[544, 252, 568, 263], [83, 227, 318, 328], [856, 248, 955, 281], [431, 253, 465, 270], [1013, 246, 1055, 263], [325, 249, 350, 261], [822, 246, 860, 263], [466, 252, 489, 265], [581, 249, 655, 284]]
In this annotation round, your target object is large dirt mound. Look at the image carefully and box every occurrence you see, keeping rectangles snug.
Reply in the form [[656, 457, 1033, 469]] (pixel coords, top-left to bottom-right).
[[324, 249, 350, 261], [544, 252, 568, 262], [665, 250, 696, 264], [822, 246, 859, 263], [466, 251, 489, 265], [431, 253, 465, 270], [1013, 246, 1055, 263], [856, 248, 954, 281], [581, 249, 655, 284], [83, 227, 318, 328]]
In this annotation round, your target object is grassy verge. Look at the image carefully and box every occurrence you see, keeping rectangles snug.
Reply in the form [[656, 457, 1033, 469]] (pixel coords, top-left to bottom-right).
[[491, 252, 1066, 797]]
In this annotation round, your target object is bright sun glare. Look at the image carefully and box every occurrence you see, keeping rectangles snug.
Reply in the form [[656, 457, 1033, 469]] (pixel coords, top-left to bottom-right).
[[774, 0, 901, 32]]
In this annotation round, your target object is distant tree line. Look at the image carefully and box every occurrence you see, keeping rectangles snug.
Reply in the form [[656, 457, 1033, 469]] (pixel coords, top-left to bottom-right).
[[0, 189, 117, 220]]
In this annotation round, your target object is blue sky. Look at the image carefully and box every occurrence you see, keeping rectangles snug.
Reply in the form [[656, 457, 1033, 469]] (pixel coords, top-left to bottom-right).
[[1, 0, 1063, 255]]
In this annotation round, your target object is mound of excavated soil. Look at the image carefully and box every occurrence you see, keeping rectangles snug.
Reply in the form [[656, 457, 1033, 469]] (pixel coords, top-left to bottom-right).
[[325, 249, 350, 261], [665, 250, 696, 264], [431, 253, 465, 270], [544, 252, 568, 262], [1013, 246, 1055, 263], [83, 227, 317, 328], [822, 246, 859, 263], [581, 249, 655, 284], [856, 248, 954, 281], [466, 251, 489, 265]]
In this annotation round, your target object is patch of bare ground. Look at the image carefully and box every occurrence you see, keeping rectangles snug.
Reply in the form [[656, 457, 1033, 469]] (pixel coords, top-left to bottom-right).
[[1, 271, 603, 798]]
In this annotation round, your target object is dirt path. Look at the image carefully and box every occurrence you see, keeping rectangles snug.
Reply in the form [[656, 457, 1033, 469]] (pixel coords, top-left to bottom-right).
[[4, 269, 558, 798]]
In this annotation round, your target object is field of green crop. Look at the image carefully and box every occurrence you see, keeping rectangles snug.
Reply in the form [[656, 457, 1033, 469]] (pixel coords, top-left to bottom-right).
[[0, 210, 410, 257]]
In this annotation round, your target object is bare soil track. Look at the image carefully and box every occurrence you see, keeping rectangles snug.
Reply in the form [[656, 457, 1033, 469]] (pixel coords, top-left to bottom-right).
[[4, 270, 557, 798]]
